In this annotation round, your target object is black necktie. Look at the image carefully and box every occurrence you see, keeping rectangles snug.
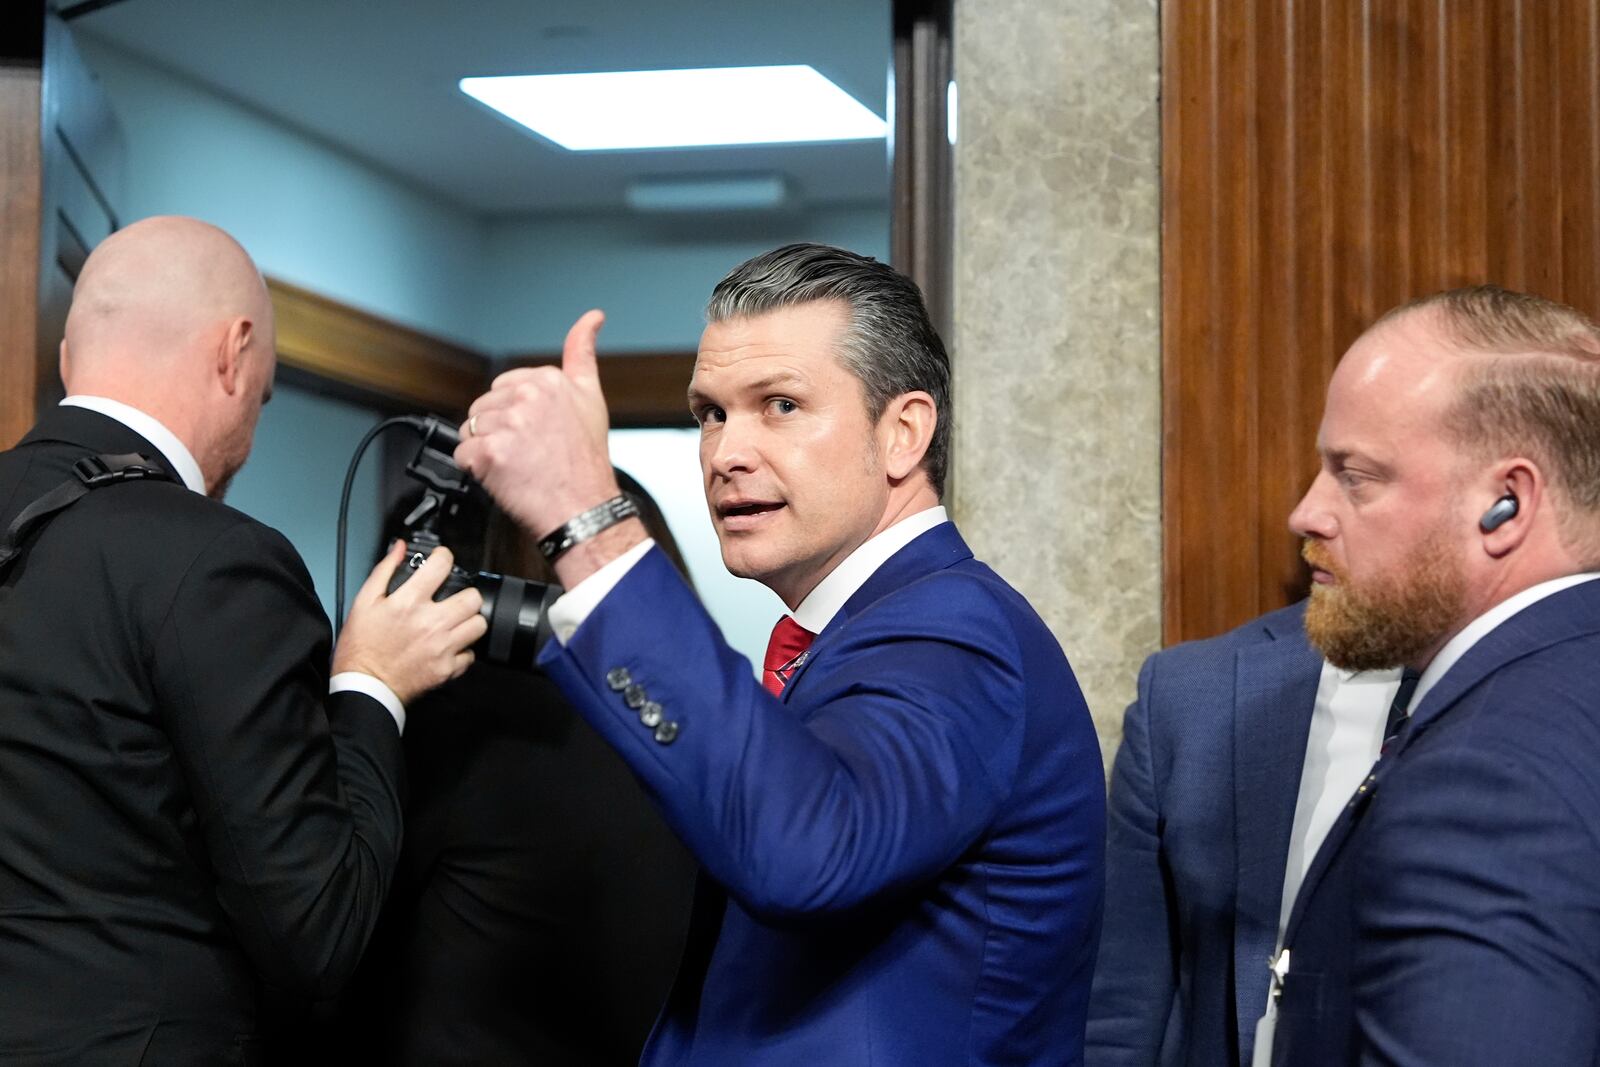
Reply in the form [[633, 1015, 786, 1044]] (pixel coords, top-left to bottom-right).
[[1381, 668, 1422, 751]]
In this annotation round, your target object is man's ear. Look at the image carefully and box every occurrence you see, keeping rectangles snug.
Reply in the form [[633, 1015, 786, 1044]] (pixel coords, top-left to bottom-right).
[[217, 317, 254, 395], [58, 339, 70, 389], [879, 390, 937, 482]]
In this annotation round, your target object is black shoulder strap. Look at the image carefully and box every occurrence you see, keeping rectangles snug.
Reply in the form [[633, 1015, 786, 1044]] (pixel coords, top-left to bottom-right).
[[0, 452, 173, 576]]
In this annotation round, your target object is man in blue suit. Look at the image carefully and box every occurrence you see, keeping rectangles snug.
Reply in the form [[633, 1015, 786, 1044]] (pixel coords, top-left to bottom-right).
[[1265, 285, 1600, 1065], [1085, 604, 1319, 1067], [454, 244, 1106, 1065], [1087, 601, 1413, 1067]]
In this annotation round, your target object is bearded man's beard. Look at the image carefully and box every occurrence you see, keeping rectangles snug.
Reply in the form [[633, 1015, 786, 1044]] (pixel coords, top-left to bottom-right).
[[1301, 530, 1467, 671]]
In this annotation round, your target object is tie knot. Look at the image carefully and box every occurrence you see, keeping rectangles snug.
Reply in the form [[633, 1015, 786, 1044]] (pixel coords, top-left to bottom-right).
[[764, 616, 814, 672], [763, 616, 815, 695]]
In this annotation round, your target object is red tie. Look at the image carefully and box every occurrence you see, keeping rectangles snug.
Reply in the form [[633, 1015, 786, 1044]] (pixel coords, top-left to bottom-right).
[[763, 616, 815, 695]]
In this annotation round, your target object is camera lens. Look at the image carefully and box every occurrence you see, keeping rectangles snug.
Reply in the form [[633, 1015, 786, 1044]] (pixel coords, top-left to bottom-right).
[[476, 573, 562, 668]]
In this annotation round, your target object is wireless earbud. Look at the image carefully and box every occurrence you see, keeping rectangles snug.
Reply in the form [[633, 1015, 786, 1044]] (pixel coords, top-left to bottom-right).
[[1479, 494, 1519, 533]]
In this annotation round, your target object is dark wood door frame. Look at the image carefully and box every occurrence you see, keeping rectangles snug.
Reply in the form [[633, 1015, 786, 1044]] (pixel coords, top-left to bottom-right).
[[891, 0, 954, 338]]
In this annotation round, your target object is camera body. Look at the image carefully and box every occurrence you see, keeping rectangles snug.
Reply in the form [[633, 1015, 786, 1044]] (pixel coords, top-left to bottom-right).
[[386, 416, 561, 669]]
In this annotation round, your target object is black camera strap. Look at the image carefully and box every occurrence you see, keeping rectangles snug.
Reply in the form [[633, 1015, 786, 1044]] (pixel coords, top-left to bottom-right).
[[0, 452, 172, 577]]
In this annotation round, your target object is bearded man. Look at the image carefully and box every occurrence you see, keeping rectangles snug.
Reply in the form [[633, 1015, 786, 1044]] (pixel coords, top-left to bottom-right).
[[1087, 604, 1408, 1067], [1260, 286, 1600, 1067]]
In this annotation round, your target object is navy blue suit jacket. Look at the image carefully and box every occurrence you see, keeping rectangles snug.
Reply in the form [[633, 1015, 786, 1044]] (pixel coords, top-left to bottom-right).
[[538, 523, 1105, 1065], [1273, 579, 1600, 1066], [1087, 602, 1324, 1067]]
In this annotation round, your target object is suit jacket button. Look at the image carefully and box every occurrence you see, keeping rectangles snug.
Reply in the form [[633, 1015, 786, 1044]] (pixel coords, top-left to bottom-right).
[[639, 701, 664, 728], [606, 667, 632, 691], [624, 683, 648, 709], [653, 720, 680, 744]]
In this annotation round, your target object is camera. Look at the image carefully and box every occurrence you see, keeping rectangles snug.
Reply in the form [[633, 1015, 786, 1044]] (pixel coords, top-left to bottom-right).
[[385, 415, 561, 669]]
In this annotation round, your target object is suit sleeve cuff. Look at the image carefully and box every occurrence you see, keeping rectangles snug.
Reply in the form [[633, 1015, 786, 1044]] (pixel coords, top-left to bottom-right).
[[547, 537, 656, 646], [329, 671, 406, 734]]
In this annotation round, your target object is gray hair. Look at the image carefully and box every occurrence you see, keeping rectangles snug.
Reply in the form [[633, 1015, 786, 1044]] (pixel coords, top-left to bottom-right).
[[706, 243, 951, 495]]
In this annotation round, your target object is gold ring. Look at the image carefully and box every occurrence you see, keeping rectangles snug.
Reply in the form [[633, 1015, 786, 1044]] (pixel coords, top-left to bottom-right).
[[468, 414, 480, 437]]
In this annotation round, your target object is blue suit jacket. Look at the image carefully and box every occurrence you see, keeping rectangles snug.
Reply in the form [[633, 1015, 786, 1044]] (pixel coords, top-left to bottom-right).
[[538, 523, 1105, 1065], [1273, 579, 1600, 1066], [1087, 602, 1323, 1067]]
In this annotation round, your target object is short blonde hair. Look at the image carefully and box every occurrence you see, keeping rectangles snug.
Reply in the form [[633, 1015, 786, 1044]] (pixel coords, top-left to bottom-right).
[[1389, 286, 1600, 558]]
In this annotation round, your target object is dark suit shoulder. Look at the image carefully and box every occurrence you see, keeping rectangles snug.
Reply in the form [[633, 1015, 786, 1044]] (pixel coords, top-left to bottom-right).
[[1409, 636, 1600, 822], [1145, 600, 1307, 672], [71, 479, 305, 576]]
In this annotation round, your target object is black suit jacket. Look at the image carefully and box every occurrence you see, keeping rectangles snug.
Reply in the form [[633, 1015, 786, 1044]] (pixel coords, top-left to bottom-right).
[[0, 406, 405, 1065], [328, 663, 698, 1065], [1273, 579, 1600, 1066]]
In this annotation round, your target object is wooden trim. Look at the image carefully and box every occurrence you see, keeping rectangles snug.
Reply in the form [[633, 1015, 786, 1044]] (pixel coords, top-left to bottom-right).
[[0, 63, 44, 450], [267, 276, 488, 416], [502, 351, 697, 428]]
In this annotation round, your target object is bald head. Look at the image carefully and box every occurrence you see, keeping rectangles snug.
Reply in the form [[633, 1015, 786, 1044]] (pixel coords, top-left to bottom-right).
[[65, 216, 269, 370], [61, 216, 277, 498]]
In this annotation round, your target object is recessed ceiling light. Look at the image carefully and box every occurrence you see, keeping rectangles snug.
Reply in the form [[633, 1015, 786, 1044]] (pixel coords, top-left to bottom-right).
[[459, 65, 886, 151]]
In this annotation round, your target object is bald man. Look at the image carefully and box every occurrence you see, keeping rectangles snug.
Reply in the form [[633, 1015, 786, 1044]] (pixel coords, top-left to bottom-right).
[[0, 216, 485, 1064]]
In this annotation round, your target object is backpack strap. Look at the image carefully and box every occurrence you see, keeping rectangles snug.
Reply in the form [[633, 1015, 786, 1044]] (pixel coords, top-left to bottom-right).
[[0, 452, 172, 576]]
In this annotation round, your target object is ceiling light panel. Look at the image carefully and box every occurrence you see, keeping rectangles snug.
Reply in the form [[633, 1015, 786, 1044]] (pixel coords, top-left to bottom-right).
[[459, 65, 886, 151]]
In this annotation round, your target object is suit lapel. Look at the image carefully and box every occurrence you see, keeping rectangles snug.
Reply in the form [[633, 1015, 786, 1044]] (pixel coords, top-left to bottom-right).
[[779, 523, 972, 700], [1232, 612, 1321, 1044], [1282, 581, 1600, 949]]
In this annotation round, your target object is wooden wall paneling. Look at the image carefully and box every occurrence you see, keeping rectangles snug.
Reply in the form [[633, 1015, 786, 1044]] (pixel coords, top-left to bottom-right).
[[501, 352, 697, 429], [1519, 1, 1560, 295], [1256, 0, 1304, 611], [1163, 0, 1600, 645], [267, 278, 487, 417], [0, 9, 45, 451], [1442, 1, 1488, 285], [1486, 1, 1524, 288], [1219, 0, 1262, 623], [1161, 0, 1219, 639], [1557, 0, 1600, 301]]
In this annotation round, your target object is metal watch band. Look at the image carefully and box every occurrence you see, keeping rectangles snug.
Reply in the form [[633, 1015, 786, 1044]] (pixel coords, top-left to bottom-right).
[[537, 494, 641, 561]]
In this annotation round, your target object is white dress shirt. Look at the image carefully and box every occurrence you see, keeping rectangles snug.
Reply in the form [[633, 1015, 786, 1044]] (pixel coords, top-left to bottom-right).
[[58, 396, 407, 731], [1250, 664, 1402, 1066], [547, 505, 950, 646], [1277, 663, 1403, 939]]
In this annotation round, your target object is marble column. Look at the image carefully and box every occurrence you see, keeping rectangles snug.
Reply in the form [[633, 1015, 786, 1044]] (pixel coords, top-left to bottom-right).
[[949, 0, 1161, 766]]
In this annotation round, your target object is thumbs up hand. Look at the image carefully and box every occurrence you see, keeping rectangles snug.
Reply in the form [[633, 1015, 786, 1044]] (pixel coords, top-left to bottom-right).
[[455, 310, 642, 582]]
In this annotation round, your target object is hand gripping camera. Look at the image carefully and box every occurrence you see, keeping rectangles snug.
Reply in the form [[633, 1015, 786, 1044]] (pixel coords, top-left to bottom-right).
[[339, 414, 560, 669]]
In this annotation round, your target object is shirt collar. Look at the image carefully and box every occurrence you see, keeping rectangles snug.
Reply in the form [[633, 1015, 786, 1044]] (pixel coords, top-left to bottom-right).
[[1412, 571, 1600, 709], [59, 396, 207, 495], [791, 505, 949, 634]]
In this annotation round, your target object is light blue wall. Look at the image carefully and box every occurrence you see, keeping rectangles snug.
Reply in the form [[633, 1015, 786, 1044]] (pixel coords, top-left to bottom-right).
[[74, 38, 890, 654], [226, 383, 385, 626], [77, 36, 487, 347], [477, 209, 890, 355]]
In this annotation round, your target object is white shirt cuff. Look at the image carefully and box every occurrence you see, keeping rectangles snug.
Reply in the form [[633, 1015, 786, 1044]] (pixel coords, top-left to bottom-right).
[[547, 538, 656, 646], [329, 672, 406, 734]]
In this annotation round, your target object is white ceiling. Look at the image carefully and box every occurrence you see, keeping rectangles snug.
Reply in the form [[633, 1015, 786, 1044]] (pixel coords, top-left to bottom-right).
[[74, 0, 893, 217]]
